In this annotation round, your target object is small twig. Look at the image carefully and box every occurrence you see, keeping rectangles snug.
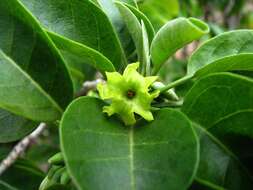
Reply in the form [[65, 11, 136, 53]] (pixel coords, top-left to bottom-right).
[[0, 123, 47, 176], [75, 79, 105, 97]]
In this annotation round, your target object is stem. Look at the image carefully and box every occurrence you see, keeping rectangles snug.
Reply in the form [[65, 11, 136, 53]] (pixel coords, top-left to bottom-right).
[[159, 75, 193, 93], [75, 79, 104, 97], [0, 123, 46, 176]]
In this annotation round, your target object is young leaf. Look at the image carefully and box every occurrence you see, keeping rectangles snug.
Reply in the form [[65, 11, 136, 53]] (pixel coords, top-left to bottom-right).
[[92, 0, 138, 60], [188, 30, 253, 77], [60, 97, 199, 190], [123, 3, 155, 43], [20, 0, 127, 71], [151, 17, 209, 74], [141, 21, 151, 75], [193, 125, 253, 190], [116, 2, 144, 68], [182, 73, 253, 139], [0, 109, 37, 143]]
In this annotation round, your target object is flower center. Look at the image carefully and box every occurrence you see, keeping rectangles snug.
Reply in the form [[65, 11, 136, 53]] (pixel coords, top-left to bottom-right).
[[126, 90, 136, 99]]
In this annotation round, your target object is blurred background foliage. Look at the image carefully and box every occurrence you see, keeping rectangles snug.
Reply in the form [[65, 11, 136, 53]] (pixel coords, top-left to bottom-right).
[[140, 0, 253, 93], [1, 0, 253, 189]]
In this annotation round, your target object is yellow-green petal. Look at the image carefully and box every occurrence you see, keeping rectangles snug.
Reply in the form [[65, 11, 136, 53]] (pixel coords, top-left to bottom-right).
[[98, 63, 159, 126]]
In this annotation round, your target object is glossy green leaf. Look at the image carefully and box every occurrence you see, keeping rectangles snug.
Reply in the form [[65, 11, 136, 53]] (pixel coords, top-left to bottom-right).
[[138, 0, 179, 30], [0, 159, 45, 190], [193, 125, 253, 190], [0, 109, 37, 143], [0, 51, 62, 121], [141, 21, 151, 75], [188, 30, 253, 77], [20, 0, 127, 71], [182, 73, 253, 139], [123, 3, 155, 43], [48, 31, 115, 74], [116, 2, 144, 68], [0, 0, 73, 121], [60, 97, 199, 190], [92, 0, 137, 60], [151, 17, 209, 74]]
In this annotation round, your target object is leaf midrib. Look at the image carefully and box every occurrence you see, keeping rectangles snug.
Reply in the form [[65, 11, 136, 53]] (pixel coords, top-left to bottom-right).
[[0, 51, 63, 114], [129, 126, 135, 190]]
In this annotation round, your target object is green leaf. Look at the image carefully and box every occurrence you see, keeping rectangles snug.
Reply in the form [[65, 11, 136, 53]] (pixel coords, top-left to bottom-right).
[[20, 0, 127, 71], [60, 97, 199, 190], [116, 2, 144, 67], [0, 181, 18, 190], [0, 51, 62, 122], [193, 125, 253, 190], [123, 3, 155, 43], [150, 17, 209, 74], [0, 109, 37, 143], [138, 0, 180, 30], [0, 159, 45, 190], [0, 0, 73, 121], [92, 0, 137, 60], [188, 30, 253, 77], [141, 21, 151, 75], [45, 184, 76, 190], [182, 73, 253, 139], [48, 31, 115, 74]]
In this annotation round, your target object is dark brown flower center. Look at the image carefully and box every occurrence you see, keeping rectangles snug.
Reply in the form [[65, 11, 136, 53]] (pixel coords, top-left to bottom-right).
[[126, 90, 136, 99]]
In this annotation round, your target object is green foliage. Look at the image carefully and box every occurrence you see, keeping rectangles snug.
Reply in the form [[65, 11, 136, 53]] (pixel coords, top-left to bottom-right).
[[193, 125, 253, 189], [138, 0, 180, 30], [188, 30, 253, 77], [0, 159, 45, 190], [60, 97, 198, 190], [0, 0, 253, 190], [182, 73, 253, 138], [151, 17, 209, 74], [0, 109, 37, 143], [20, 0, 127, 71], [98, 63, 159, 125]]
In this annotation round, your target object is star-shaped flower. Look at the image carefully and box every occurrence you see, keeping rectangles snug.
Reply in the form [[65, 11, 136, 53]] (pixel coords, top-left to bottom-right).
[[97, 63, 159, 125]]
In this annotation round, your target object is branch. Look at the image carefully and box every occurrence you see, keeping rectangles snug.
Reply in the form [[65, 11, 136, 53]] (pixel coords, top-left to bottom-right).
[[75, 79, 104, 97], [0, 78, 104, 176], [0, 122, 47, 176]]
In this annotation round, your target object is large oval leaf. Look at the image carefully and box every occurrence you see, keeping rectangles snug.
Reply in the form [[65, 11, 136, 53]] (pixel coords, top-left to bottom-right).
[[192, 125, 253, 190], [188, 30, 253, 77], [0, 109, 37, 143], [20, 0, 127, 70], [0, 0, 73, 121], [60, 97, 199, 190], [182, 73, 253, 138], [150, 17, 209, 74]]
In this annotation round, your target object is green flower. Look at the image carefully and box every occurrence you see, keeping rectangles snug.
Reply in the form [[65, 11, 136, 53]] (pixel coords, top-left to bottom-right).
[[97, 63, 159, 125]]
